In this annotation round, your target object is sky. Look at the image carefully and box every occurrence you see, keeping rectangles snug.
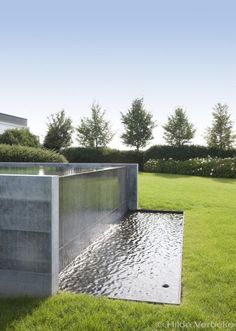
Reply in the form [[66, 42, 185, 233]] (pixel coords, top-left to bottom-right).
[[0, 0, 235, 149]]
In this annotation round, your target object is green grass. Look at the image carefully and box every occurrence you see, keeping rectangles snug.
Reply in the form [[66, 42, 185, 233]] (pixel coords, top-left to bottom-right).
[[1, 173, 236, 331]]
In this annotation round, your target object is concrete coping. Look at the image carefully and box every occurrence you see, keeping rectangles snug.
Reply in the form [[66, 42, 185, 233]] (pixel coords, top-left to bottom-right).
[[0, 164, 129, 178]]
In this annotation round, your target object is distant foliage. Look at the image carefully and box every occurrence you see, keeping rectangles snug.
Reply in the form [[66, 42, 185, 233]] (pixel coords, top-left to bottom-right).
[[205, 103, 236, 150], [0, 128, 40, 148], [0, 144, 67, 162], [77, 103, 113, 148], [144, 157, 236, 178], [121, 98, 156, 151], [162, 108, 196, 146], [144, 144, 236, 162], [43, 110, 73, 151]]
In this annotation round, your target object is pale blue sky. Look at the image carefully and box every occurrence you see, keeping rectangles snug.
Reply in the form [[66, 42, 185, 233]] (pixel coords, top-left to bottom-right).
[[0, 0, 235, 148]]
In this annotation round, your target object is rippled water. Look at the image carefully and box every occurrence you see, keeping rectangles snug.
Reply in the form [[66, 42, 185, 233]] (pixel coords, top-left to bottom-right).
[[59, 211, 184, 304]]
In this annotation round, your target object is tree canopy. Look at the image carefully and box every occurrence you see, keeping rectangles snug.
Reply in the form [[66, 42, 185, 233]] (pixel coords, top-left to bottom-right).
[[43, 110, 73, 151], [204, 103, 236, 150], [0, 128, 40, 148], [121, 98, 156, 151], [162, 108, 196, 147], [77, 103, 113, 148]]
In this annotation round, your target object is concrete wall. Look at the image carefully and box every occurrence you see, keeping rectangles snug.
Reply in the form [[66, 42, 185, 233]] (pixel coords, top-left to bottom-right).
[[0, 162, 138, 210], [0, 163, 138, 296], [0, 175, 59, 296], [59, 167, 128, 270]]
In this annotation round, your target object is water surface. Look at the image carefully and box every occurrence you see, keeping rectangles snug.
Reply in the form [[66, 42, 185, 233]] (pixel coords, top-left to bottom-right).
[[59, 211, 184, 304], [0, 166, 100, 176]]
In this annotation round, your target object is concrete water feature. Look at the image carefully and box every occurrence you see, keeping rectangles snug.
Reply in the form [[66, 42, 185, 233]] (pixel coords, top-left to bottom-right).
[[0, 162, 137, 296], [0, 162, 184, 304]]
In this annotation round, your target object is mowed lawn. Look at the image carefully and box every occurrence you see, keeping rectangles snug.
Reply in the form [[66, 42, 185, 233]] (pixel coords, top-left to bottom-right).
[[1, 173, 236, 331]]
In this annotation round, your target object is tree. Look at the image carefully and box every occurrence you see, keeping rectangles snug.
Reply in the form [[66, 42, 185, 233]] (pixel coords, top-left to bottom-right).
[[77, 103, 113, 148], [0, 128, 40, 148], [162, 108, 196, 147], [43, 110, 73, 151], [205, 103, 236, 150], [121, 98, 155, 151]]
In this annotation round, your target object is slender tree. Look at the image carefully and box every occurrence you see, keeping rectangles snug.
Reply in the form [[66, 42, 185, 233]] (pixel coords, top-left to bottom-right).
[[162, 108, 196, 146], [43, 110, 73, 151], [121, 98, 156, 151], [77, 103, 113, 148], [205, 103, 236, 150]]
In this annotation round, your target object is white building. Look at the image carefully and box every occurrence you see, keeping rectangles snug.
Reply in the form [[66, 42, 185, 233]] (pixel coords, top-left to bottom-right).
[[0, 113, 28, 134]]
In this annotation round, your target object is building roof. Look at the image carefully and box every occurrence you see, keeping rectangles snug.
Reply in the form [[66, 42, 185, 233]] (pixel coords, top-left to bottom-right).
[[0, 113, 27, 126]]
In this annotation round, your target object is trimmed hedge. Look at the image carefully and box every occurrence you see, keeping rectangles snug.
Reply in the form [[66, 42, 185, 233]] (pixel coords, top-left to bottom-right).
[[144, 158, 236, 178], [144, 145, 236, 162], [61, 145, 236, 173], [62, 147, 144, 170], [0, 144, 67, 163]]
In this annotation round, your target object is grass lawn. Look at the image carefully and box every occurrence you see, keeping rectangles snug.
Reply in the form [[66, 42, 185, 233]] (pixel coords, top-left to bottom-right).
[[1, 173, 236, 331]]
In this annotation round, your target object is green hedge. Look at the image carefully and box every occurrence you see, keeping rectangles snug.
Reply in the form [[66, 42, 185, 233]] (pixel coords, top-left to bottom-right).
[[144, 145, 236, 162], [144, 158, 236, 178], [0, 144, 67, 163], [62, 147, 144, 169], [62, 145, 236, 171]]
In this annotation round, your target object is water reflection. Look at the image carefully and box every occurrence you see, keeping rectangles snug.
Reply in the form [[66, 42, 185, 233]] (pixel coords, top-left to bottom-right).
[[0, 166, 100, 176], [59, 212, 184, 304]]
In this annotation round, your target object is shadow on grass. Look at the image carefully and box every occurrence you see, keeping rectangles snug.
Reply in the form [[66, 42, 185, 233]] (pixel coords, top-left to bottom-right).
[[0, 296, 46, 331], [210, 177, 236, 184], [143, 172, 192, 179], [141, 172, 236, 183]]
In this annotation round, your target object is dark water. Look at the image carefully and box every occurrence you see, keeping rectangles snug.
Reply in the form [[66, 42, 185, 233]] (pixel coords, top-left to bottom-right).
[[0, 166, 100, 176], [59, 212, 184, 304]]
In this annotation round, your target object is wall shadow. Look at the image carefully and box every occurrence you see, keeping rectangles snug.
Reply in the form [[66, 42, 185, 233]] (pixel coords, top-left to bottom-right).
[[0, 296, 46, 331]]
